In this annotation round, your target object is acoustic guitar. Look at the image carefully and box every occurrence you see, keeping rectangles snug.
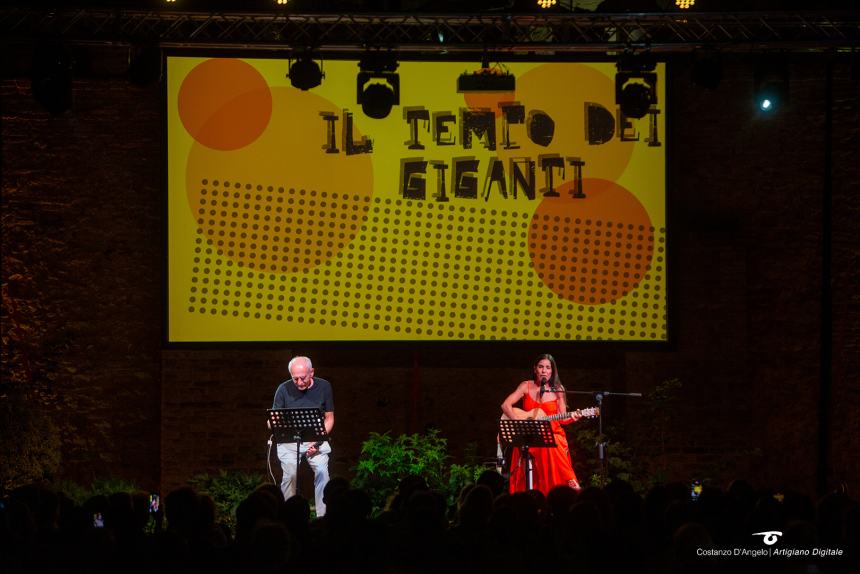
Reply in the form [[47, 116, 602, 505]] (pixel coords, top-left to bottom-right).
[[495, 406, 600, 474], [500, 406, 600, 422]]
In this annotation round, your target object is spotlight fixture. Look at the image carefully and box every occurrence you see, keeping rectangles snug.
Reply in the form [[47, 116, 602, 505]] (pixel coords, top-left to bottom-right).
[[457, 61, 515, 93], [288, 53, 323, 91], [754, 59, 789, 113], [538, 0, 557, 7], [676, 0, 694, 8], [357, 52, 399, 120], [615, 52, 657, 119]]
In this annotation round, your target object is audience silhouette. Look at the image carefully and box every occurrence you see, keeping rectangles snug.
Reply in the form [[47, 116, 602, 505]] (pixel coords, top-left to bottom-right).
[[1, 478, 855, 574]]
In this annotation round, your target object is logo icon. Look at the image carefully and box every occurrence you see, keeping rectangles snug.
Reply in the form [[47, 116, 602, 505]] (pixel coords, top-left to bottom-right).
[[752, 531, 783, 545]]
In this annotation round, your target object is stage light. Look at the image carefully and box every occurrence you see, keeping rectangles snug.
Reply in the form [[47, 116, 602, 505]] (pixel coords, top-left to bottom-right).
[[754, 59, 789, 113], [616, 79, 655, 118], [357, 52, 399, 120], [457, 60, 515, 93], [538, 0, 557, 8], [288, 54, 323, 91], [676, 0, 694, 8], [615, 52, 657, 119]]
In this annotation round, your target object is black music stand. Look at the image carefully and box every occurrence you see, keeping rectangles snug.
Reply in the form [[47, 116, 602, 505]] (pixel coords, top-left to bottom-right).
[[498, 419, 556, 492], [268, 408, 329, 496]]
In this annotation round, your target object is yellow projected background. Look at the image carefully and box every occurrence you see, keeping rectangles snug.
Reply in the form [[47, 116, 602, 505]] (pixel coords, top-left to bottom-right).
[[167, 57, 666, 342]]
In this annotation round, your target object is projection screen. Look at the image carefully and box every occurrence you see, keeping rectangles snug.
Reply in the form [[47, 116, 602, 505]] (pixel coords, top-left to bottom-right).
[[167, 56, 667, 342]]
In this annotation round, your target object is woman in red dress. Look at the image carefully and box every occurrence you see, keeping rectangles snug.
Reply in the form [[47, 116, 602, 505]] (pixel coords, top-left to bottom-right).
[[501, 354, 581, 495]]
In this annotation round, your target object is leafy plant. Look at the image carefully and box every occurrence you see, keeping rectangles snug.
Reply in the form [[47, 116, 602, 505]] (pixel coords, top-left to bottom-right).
[[447, 463, 486, 510], [53, 477, 141, 506], [188, 470, 265, 530], [646, 379, 682, 455], [641, 378, 683, 485], [696, 446, 764, 487], [352, 429, 451, 513], [564, 378, 692, 491], [568, 423, 644, 492], [0, 385, 62, 492]]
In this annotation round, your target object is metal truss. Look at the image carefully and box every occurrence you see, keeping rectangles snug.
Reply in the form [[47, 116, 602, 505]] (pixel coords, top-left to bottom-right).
[[2, 8, 859, 55]]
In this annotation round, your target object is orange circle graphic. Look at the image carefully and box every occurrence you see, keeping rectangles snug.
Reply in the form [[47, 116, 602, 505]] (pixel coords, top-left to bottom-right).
[[497, 63, 635, 183], [528, 179, 654, 305], [178, 58, 272, 151], [186, 87, 373, 273]]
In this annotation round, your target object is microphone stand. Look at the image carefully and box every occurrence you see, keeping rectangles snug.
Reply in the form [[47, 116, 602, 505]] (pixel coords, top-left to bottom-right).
[[564, 389, 642, 487]]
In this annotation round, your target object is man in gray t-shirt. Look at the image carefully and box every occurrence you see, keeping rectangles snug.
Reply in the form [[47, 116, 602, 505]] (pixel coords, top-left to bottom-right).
[[271, 355, 334, 516]]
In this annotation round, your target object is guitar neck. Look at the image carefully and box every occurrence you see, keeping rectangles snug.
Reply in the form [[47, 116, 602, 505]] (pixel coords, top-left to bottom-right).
[[541, 410, 576, 422], [503, 406, 599, 422], [540, 407, 598, 421]]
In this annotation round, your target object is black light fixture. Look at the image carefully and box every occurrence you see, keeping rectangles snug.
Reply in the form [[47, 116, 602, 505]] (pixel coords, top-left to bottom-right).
[[615, 51, 657, 119], [457, 57, 515, 93], [288, 53, 323, 91], [754, 58, 789, 113], [357, 51, 399, 120]]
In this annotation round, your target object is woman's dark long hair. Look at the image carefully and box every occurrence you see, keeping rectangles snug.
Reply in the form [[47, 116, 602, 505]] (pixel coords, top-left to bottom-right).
[[533, 353, 563, 390]]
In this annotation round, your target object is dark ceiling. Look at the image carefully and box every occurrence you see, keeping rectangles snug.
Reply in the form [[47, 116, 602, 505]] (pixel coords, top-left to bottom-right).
[[7, 0, 860, 13]]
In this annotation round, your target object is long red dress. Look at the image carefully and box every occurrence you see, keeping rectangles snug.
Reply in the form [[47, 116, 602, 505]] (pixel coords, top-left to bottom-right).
[[508, 392, 579, 495]]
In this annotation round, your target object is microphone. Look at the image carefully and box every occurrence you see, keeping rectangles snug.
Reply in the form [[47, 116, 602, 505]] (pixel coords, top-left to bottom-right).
[[539, 376, 548, 398]]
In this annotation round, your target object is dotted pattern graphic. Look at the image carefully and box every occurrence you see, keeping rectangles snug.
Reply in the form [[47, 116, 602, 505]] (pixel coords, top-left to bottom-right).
[[194, 180, 370, 273], [528, 216, 657, 305], [188, 181, 667, 340]]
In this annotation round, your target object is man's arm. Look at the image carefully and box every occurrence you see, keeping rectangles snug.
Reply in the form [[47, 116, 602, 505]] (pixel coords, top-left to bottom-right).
[[305, 411, 334, 457], [268, 384, 283, 429], [324, 411, 334, 435], [272, 383, 285, 409]]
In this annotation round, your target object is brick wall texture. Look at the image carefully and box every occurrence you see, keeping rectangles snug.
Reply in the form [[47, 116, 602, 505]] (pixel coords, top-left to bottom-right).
[[2, 52, 858, 497]]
